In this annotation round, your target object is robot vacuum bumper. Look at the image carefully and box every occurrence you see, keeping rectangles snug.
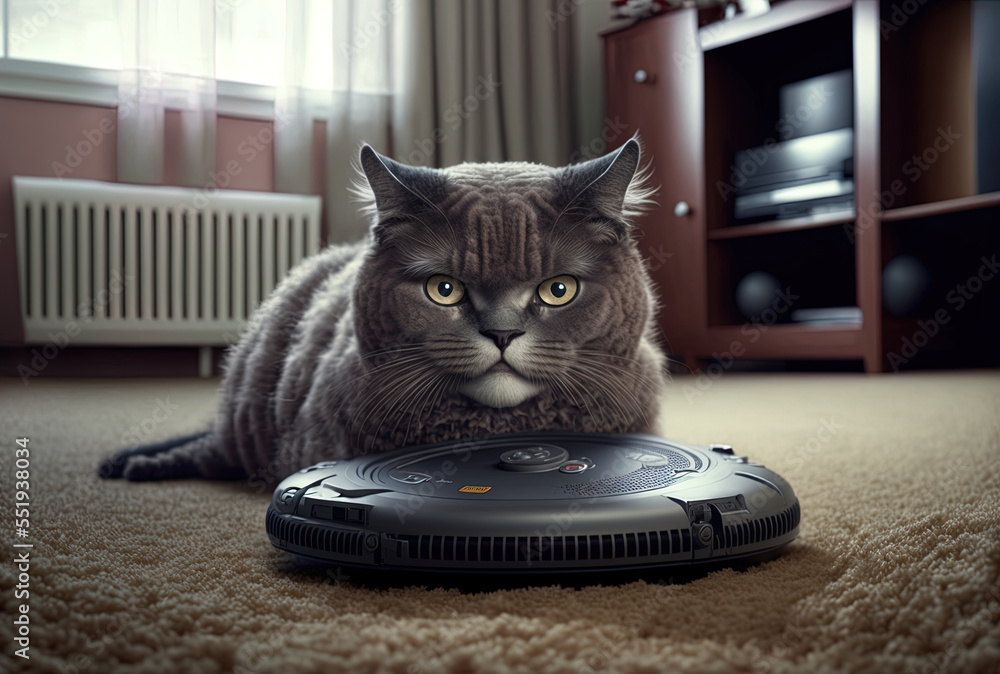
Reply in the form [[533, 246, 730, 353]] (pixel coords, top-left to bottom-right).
[[266, 433, 800, 573]]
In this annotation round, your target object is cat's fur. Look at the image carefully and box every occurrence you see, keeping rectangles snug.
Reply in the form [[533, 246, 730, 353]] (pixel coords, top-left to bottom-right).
[[99, 139, 668, 488]]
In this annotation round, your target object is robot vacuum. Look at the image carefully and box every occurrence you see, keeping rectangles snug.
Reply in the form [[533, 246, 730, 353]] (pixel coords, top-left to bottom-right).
[[265, 433, 800, 573]]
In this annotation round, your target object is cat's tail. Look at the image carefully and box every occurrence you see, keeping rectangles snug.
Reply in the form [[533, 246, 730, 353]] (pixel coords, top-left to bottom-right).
[[97, 431, 245, 481]]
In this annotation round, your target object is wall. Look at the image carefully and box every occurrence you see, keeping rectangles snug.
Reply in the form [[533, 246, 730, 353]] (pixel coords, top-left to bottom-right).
[[0, 94, 326, 376], [573, 1, 634, 161], [0, 97, 118, 344]]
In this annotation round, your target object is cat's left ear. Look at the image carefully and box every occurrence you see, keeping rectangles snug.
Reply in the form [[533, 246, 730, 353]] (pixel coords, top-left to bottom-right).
[[564, 137, 656, 240]]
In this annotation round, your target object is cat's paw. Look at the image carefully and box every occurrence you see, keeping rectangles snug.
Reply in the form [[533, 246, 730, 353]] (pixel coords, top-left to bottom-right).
[[120, 455, 155, 481], [96, 451, 129, 479], [120, 454, 180, 481]]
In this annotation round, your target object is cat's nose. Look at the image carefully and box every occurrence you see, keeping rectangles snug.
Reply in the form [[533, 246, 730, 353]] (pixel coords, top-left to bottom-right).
[[480, 329, 525, 352]]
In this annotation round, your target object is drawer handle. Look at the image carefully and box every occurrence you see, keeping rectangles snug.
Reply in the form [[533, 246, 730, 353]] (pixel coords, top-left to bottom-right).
[[633, 69, 650, 84], [674, 201, 691, 217]]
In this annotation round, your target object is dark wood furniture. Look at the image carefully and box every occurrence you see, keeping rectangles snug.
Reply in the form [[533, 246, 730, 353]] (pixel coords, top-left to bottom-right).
[[604, 0, 1000, 373]]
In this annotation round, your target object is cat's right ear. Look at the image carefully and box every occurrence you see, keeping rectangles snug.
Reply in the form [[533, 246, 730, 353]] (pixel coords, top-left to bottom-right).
[[358, 145, 418, 221]]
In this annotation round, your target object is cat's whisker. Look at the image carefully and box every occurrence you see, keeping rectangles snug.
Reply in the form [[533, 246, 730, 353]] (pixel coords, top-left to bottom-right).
[[567, 357, 649, 428], [661, 355, 688, 376], [431, 372, 458, 413], [558, 369, 604, 428], [370, 362, 437, 431], [576, 358, 650, 408], [401, 372, 447, 445], [332, 355, 434, 397], [593, 377, 648, 429], [574, 349, 647, 366], [347, 359, 436, 440], [349, 355, 444, 446], [360, 345, 430, 361], [549, 373, 588, 431], [372, 367, 438, 448], [575, 354, 659, 395], [361, 354, 436, 376], [386, 367, 439, 443], [353, 392, 397, 451], [577, 373, 633, 429], [407, 370, 452, 445]]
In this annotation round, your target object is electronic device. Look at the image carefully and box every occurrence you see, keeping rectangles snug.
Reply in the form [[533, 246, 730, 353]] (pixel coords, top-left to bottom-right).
[[733, 127, 854, 220], [266, 433, 801, 574], [734, 69, 855, 221], [778, 69, 853, 141]]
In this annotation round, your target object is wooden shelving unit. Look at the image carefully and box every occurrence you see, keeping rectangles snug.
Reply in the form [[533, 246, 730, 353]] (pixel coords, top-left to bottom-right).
[[706, 211, 855, 240], [698, 0, 852, 50], [880, 191, 1000, 222], [604, 0, 999, 373]]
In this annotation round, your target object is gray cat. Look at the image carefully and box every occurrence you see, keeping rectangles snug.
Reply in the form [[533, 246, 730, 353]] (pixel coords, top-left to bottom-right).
[[99, 139, 668, 488]]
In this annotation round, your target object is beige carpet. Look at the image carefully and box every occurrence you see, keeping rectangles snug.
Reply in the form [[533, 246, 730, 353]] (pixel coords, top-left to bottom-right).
[[1, 371, 999, 674]]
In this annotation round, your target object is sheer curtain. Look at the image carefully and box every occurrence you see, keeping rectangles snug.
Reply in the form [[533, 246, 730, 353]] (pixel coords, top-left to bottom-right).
[[113, 0, 400, 242], [103, 0, 575, 241], [273, 0, 398, 243], [117, 1, 216, 187]]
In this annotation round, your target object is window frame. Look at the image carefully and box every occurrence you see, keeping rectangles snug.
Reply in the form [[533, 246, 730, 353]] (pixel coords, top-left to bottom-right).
[[0, 57, 283, 119]]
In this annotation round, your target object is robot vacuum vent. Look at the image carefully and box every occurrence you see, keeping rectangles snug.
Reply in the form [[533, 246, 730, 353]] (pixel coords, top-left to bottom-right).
[[724, 501, 800, 548], [378, 527, 695, 565], [266, 509, 370, 558]]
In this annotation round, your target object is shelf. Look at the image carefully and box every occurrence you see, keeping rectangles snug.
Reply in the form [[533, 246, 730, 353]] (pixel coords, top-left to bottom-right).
[[880, 191, 1000, 222], [707, 222, 856, 326], [698, 324, 865, 361], [879, 0, 977, 208], [698, 0, 852, 51], [605, 0, 990, 373], [707, 210, 855, 240]]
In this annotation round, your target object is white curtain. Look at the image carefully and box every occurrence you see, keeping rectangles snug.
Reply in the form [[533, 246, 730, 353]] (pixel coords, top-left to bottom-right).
[[108, 0, 574, 241], [117, 1, 216, 187], [273, 0, 397, 244], [114, 0, 398, 242]]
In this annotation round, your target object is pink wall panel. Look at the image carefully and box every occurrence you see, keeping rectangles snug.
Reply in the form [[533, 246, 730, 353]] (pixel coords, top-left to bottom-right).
[[312, 119, 328, 244], [162, 109, 182, 187], [217, 115, 274, 192], [0, 96, 118, 344], [0, 97, 328, 364]]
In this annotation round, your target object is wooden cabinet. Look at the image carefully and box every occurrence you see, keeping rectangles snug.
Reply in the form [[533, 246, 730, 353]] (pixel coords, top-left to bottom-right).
[[604, 10, 706, 371], [604, 0, 1000, 373]]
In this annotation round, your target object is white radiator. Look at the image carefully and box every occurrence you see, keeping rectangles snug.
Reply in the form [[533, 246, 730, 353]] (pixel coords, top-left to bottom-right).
[[13, 176, 321, 353]]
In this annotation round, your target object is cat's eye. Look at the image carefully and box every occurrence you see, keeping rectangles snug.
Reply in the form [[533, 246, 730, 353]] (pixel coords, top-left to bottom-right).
[[537, 275, 578, 306], [425, 275, 465, 306]]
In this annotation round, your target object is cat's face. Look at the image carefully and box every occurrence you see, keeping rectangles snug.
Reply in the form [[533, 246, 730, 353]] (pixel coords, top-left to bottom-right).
[[354, 140, 657, 410]]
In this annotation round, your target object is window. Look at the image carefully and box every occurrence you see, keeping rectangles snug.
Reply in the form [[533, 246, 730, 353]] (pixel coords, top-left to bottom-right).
[[5, 0, 124, 70], [215, 0, 286, 86], [1, 0, 393, 94]]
